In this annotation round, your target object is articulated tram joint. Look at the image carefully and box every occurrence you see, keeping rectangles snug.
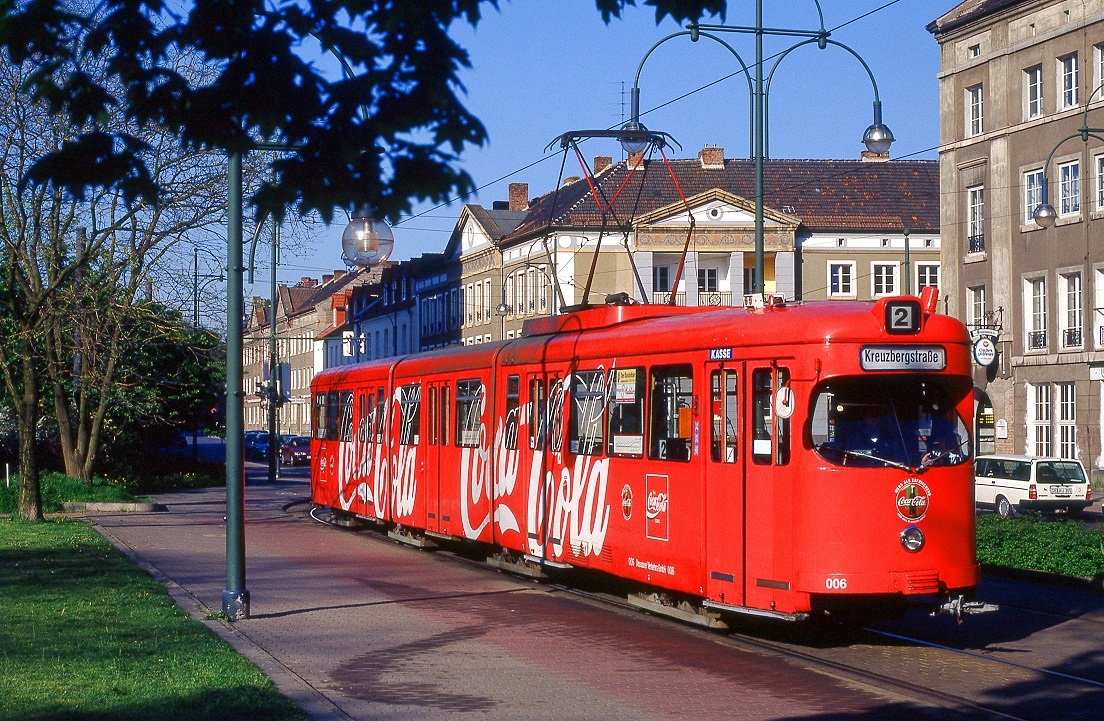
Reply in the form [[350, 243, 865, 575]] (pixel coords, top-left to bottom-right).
[[932, 594, 999, 621]]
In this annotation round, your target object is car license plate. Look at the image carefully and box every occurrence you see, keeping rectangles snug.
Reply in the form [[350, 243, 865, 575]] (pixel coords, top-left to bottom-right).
[[1050, 485, 1073, 496]]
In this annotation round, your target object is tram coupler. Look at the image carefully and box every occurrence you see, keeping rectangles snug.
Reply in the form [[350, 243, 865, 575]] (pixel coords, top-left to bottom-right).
[[932, 594, 999, 621]]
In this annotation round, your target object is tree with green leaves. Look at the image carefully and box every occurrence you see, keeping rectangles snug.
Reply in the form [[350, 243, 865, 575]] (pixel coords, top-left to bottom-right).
[[0, 0, 724, 522]]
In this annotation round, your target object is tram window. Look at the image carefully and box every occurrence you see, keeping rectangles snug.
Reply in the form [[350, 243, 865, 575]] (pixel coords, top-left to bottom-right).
[[649, 365, 693, 462], [776, 368, 790, 465], [397, 384, 421, 446], [428, 387, 438, 445], [548, 377, 565, 454], [751, 369, 789, 465], [529, 379, 546, 450], [569, 370, 606, 456], [440, 384, 450, 446], [710, 370, 738, 463], [505, 376, 520, 451], [608, 367, 645, 457], [376, 387, 386, 441], [358, 393, 373, 443], [325, 391, 339, 441], [313, 392, 327, 440], [456, 379, 484, 447], [338, 391, 354, 442]]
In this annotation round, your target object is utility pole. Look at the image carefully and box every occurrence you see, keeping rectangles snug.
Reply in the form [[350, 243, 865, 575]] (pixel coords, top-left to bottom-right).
[[267, 222, 280, 485]]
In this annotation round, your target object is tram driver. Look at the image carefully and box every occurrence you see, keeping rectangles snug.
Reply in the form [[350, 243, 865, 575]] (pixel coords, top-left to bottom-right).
[[843, 406, 903, 461]]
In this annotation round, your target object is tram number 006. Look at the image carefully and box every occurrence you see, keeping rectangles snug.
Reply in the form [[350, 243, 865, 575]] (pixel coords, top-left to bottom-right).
[[825, 577, 848, 590]]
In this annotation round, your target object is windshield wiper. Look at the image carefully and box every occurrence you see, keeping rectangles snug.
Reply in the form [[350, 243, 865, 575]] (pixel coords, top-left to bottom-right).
[[840, 449, 912, 472]]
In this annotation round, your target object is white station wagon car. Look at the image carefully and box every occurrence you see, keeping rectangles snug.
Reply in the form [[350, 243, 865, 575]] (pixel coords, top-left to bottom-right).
[[974, 455, 1093, 518]]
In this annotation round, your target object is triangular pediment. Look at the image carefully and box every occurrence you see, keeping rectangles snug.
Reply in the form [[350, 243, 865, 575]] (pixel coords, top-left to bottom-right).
[[635, 188, 800, 229]]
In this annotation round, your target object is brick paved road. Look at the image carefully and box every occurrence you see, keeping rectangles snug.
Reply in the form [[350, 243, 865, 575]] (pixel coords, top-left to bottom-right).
[[85, 477, 986, 721]]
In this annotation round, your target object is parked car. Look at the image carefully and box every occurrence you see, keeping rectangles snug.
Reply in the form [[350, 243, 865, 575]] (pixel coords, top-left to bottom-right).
[[243, 430, 266, 460], [974, 454, 1092, 518], [280, 436, 311, 466]]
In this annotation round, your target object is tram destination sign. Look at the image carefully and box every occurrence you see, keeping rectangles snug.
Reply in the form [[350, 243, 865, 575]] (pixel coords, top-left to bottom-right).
[[860, 346, 946, 372]]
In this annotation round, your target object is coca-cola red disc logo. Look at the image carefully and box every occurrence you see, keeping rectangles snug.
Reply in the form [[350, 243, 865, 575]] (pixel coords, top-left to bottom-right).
[[894, 478, 930, 522], [621, 484, 633, 521]]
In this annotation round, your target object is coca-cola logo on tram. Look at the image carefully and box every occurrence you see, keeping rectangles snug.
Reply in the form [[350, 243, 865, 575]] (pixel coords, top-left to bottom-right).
[[895, 479, 931, 522]]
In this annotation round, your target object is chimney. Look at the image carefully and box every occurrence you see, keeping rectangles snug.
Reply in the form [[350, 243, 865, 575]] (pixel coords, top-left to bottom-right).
[[333, 269, 346, 280], [628, 151, 645, 166], [593, 155, 612, 174], [322, 273, 334, 285], [492, 200, 509, 210], [563, 176, 581, 186], [861, 150, 890, 162], [698, 145, 725, 169], [297, 276, 317, 288], [509, 182, 529, 211]]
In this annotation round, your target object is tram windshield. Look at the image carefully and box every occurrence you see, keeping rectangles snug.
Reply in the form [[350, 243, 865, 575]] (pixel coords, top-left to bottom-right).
[[810, 377, 972, 470]]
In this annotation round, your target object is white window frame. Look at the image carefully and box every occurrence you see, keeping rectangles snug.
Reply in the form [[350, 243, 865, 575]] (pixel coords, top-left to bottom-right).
[[1059, 271, 1083, 349], [1024, 276, 1047, 352], [827, 262, 855, 297], [1059, 53, 1079, 110], [967, 185, 985, 252], [1029, 383, 1053, 457], [917, 263, 940, 291], [1024, 64, 1043, 119], [697, 267, 719, 293], [1057, 382, 1077, 459], [966, 84, 984, 136], [1096, 43, 1104, 103], [1095, 153, 1104, 211], [1058, 160, 1081, 217], [871, 262, 898, 297], [1024, 168, 1044, 224], [967, 286, 985, 327]]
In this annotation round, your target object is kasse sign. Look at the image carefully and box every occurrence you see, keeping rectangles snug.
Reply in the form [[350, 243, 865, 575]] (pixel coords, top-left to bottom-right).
[[860, 346, 946, 372]]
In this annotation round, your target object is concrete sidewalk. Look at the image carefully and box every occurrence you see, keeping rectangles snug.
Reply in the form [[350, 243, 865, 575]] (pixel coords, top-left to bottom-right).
[[83, 477, 940, 720]]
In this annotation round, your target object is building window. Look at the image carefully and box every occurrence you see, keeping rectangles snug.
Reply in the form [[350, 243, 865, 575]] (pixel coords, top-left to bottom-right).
[[1030, 383, 1053, 457], [743, 266, 758, 295], [966, 84, 984, 136], [1024, 64, 1043, 119], [968, 44, 980, 58], [1059, 160, 1081, 216], [917, 263, 940, 290], [828, 262, 854, 297], [1060, 272, 1083, 348], [968, 286, 985, 327], [1024, 168, 1045, 224], [1025, 277, 1047, 351], [653, 265, 670, 292], [1096, 44, 1104, 103], [697, 267, 718, 293], [967, 185, 985, 252], [1059, 53, 1079, 110], [1057, 382, 1077, 459], [871, 263, 897, 297], [1096, 154, 1104, 210]]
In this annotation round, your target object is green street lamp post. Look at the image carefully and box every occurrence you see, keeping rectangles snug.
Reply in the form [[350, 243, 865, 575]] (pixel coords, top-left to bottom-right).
[[223, 150, 393, 621], [623, 0, 894, 294]]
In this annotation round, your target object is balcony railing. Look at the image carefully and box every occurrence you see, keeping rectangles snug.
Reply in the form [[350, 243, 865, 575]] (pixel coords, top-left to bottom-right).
[[1063, 327, 1083, 348], [1028, 330, 1047, 350], [698, 291, 732, 306], [652, 292, 686, 306], [968, 234, 985, 254]]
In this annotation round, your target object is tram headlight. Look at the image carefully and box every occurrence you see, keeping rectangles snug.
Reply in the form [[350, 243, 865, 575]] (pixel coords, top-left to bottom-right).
[[900, 526, 925, 553]]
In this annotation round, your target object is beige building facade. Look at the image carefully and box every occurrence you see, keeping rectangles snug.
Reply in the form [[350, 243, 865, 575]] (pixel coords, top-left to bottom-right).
[[930, 0, 1104, 471]]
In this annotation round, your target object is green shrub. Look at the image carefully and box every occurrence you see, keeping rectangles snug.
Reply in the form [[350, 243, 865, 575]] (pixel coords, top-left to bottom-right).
[[0, 472, 137, 514], [976, 513, 1104, 578]]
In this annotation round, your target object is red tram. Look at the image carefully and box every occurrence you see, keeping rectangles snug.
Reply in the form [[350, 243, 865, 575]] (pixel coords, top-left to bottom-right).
[[310, 288, 981, 623]]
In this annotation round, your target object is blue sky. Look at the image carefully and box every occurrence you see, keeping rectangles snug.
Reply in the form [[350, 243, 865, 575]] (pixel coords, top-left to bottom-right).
[[265, 0, 948, 287]]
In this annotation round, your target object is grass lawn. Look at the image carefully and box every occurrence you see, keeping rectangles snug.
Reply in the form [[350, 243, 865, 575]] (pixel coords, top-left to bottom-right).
[[0, 518, 307, 721]]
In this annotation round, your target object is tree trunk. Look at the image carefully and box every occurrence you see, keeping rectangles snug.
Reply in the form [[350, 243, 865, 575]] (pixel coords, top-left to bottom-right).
[[17, 350, 42, 521]]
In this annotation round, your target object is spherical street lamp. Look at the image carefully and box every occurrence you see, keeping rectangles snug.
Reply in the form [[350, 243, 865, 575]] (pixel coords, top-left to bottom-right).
[[619, 120, 651, 156], [1033, 201, 1058, 228], [863, 101, 895, 155], [342, 205, 394, 267]]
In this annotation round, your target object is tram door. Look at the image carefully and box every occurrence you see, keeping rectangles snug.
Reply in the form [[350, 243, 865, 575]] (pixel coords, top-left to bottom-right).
[[743, 363, 792, 611], [524, 372, 561, 560], [704, 363, 744, 606], [424, 381, 445, 534]]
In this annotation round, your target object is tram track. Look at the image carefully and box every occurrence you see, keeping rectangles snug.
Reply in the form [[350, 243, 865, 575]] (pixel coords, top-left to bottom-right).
[[300, 501, 1100, 720]]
